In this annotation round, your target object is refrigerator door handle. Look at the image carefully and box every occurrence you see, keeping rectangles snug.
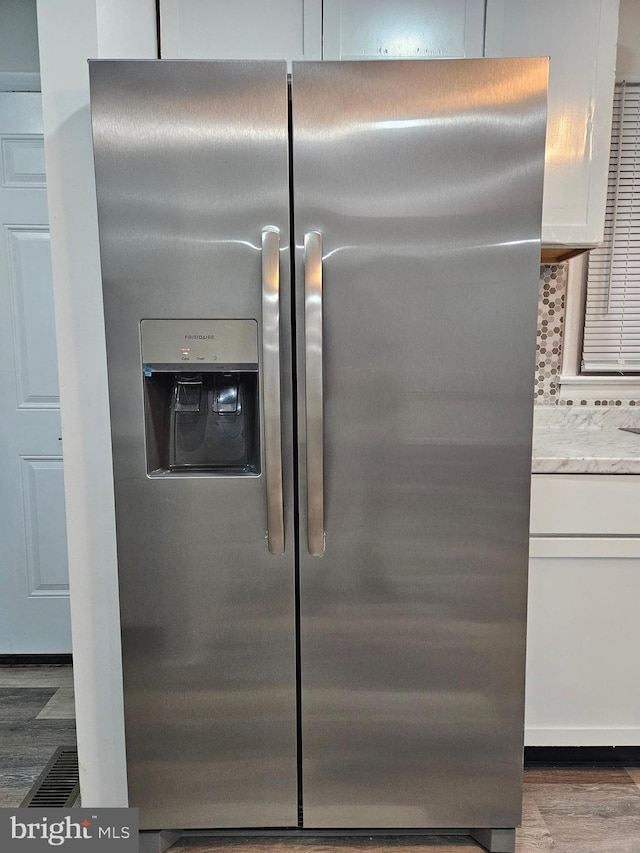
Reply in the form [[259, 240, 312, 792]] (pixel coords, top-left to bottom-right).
[[304, 231, 325, 556], [262, 228, 285, 556]]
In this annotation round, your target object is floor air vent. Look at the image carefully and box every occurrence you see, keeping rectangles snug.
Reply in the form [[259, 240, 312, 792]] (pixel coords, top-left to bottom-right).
[[21, 747, 79, 808]]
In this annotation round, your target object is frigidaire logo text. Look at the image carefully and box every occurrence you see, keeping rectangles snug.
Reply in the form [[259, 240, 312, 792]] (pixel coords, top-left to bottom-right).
[[185, 334, 215, 339], [10, 815, 131, 846]]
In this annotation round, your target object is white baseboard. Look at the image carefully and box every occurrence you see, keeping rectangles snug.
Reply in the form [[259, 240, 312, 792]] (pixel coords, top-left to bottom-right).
[[526, 727, 640, 746]]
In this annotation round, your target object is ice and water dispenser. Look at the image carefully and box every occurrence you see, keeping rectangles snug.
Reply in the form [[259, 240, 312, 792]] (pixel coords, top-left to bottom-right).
[[141, 320, 260, 476]]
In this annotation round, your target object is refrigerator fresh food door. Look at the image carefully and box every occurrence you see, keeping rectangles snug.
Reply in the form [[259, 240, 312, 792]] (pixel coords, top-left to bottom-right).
[[90, 60, 298, 829], [292, 59, 547, 828]]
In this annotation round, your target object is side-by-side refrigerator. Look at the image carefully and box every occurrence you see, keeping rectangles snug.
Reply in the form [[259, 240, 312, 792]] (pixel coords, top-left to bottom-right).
[[90, 58, 547, 849]]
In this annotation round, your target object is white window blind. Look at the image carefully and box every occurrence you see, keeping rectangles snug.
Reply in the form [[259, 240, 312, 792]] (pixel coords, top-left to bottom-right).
[[582, 81, 640, 373]]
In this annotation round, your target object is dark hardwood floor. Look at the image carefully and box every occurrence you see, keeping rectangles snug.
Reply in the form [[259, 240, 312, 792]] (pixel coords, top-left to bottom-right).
[[2, 667, 639, 851]]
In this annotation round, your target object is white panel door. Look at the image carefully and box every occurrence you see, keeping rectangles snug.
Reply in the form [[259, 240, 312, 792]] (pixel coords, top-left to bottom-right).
[[0, 92, 71, 653], [160, 0, 322, 66]]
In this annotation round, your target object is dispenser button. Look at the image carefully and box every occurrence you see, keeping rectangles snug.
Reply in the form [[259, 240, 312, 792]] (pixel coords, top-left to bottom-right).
[[173, 374, 203, 412], [213, 381, 239, 414]]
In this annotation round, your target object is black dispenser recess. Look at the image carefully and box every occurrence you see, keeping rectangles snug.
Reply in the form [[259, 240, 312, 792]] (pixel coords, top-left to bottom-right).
[[140, 319, 260, 476]]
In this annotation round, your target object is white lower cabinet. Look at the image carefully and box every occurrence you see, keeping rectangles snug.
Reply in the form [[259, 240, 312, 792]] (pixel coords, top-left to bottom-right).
[[527, 475, 640, 746]]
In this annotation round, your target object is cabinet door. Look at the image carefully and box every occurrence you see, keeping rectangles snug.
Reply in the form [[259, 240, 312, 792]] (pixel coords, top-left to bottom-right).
[[527, 539, 640, 746], [485, 0, 619, 246], [323, 0, 485, 60], [160, 0, 322, 65]]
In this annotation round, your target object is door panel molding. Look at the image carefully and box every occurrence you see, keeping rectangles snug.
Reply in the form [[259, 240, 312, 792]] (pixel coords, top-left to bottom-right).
[[20, 456, 69, 597], [1, 135, 46, 188], [6, 226, 60, 408]]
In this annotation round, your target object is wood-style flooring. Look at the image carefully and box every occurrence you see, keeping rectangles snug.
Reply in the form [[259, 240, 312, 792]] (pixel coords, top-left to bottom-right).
[[0, 665, 76, 807], [1, 666, 640, 851], [169, 768, 640, 853]]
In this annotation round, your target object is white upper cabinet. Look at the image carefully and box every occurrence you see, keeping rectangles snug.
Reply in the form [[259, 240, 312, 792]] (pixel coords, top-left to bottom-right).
[[160, 0, 322, 65], [322, 0, 485, 60], [160, 0, 483, 64], [485, 0, 620, 247]]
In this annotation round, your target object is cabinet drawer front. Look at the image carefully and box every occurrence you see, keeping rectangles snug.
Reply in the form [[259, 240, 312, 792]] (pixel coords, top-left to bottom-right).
[[530, 474, 640, 535]]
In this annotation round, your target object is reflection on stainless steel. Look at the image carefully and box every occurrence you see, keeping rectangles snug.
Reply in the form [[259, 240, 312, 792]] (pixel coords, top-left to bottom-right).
[[304, 231, 325, 557], [292, 60, 546, 225], [292, 59, 547, 829], [91, 57, 547, 844], [262, 228, 285, 555]]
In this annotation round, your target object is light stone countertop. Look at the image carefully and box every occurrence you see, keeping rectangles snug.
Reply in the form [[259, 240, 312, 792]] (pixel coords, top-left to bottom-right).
[[532, 407, 640, 474]]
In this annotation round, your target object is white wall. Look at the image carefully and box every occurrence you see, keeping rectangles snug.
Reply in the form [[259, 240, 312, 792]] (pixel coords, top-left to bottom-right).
[[36, 0, 156, 807], [0, 0, 40, 72], [616, 0, 640, 76]]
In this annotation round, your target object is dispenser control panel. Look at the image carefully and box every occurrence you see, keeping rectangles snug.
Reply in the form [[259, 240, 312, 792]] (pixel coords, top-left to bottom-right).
[[141, 319, 258, 369]]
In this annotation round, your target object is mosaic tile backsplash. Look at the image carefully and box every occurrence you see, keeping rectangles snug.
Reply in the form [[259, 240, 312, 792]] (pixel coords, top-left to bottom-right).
[[534, 263, 640, 406], [535, 264, 565, 405]]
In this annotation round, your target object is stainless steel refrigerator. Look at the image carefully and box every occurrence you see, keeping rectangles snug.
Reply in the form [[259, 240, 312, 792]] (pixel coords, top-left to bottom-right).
[[90, 58, 547, 851]]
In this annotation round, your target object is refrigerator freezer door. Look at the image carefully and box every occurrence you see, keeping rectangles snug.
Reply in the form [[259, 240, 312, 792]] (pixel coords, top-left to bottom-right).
[[292, 59, 547, 828], [90, 60, 297, 829]]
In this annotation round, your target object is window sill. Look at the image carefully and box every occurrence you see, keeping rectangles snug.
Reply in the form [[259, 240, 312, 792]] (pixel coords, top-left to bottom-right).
[[558, 374, 640, 401]]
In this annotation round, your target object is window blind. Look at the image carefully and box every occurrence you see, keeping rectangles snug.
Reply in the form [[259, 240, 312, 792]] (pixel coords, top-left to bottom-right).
[[582, 81, 640, 373]]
